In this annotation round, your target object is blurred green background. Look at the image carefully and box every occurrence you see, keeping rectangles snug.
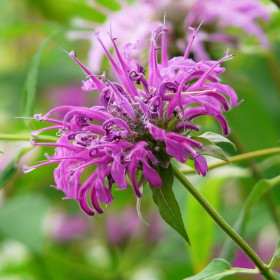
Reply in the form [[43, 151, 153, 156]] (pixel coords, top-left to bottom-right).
[[0, 0, 280, 279]]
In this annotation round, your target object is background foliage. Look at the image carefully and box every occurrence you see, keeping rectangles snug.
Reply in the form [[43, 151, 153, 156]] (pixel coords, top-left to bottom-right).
[[0, 0, 280, 279]]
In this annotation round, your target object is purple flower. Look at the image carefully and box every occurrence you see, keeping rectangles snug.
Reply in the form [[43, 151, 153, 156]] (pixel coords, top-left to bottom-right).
[[69, 0, 270, 72], [47, 212, 92, 242], [106, 208, 142, 245], [232, 249, 262, 279], [185, 0, 270, 60], [106, 207, 165, 245], [24, 25, 241, 216]]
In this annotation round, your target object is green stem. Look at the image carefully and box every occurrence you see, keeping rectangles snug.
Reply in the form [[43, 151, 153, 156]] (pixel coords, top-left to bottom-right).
[[0, 133, 57, 142], [172, 163, 277, 280], [180, 147, 280, 174]]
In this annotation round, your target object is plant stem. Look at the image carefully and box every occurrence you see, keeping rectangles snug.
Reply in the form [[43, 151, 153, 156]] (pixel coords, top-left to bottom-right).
[[172, 163, 277, 280], [180, 147, 280, 174], [0, 133, 57, 142]]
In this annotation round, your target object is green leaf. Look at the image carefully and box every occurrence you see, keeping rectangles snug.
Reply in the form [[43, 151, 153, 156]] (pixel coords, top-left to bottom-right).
[[0, 158, 17, 190], [199, 132, 236, 151], [191, 136, 230, 163], [150, 165, 190, 245], [220, 176, 280, 262], [22, 32, 56, 127], [269, 235, 280, 268], [0, 151, 4, 154], [273, 271, 280, 279], [184, 259, 257, 280], [0, 148, 32, 190], [0, 194, 50, 252], [187, 177, 226, 272], [274, 237, 280, 258]]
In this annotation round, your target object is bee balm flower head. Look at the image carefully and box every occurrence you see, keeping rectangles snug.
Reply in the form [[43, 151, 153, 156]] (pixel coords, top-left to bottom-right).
[[24, 25, 242, 216]]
